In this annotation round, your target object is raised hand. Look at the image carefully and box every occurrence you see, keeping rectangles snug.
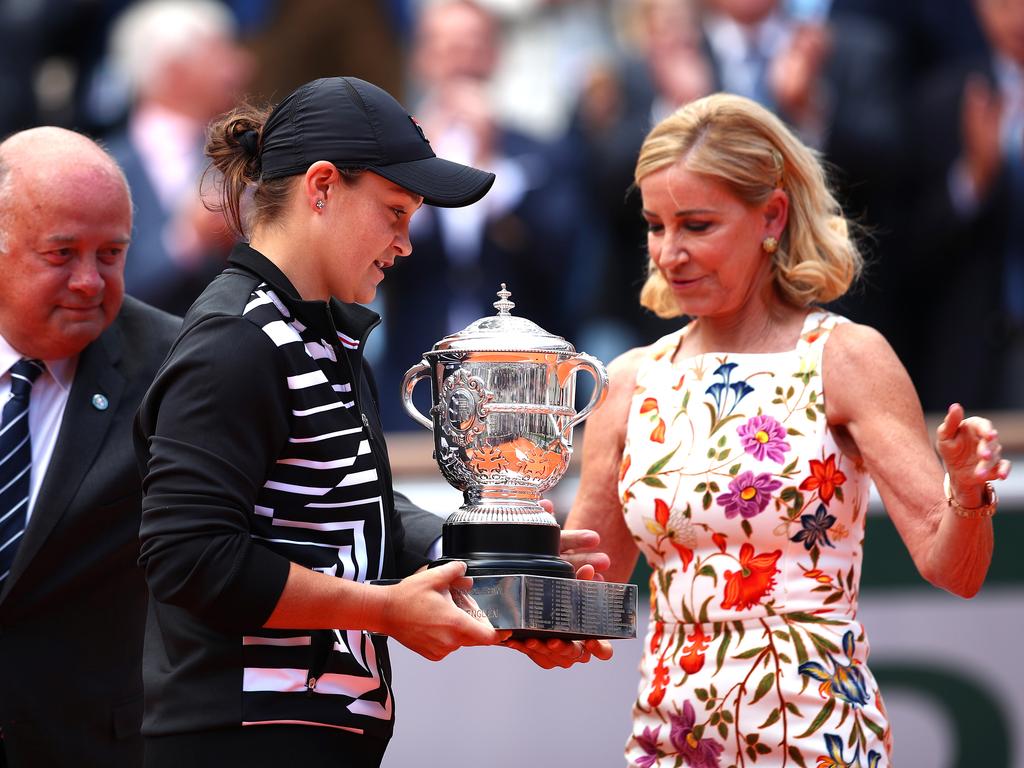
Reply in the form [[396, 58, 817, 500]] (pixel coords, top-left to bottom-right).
[[936, 403, 1010, 506]]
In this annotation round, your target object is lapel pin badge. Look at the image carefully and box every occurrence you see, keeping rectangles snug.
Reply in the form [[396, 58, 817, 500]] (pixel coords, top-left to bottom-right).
[[91, 393, 109, 411]]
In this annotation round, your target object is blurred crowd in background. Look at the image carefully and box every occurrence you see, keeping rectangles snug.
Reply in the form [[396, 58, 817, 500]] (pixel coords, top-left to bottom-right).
[[3, 0, 1021, 430]]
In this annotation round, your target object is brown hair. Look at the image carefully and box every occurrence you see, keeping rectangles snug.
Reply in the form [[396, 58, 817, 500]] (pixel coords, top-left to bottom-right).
[[203, 103, 364, 238], [635, 93, 862, 318], [204, 103, 291, 237]]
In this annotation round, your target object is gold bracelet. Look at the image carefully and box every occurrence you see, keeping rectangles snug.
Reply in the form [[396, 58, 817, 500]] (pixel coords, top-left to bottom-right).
[[943, 472, 998, 518]]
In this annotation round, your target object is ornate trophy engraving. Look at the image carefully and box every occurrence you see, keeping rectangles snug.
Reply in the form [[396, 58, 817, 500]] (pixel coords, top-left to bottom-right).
[[401, 286, 637, 639]]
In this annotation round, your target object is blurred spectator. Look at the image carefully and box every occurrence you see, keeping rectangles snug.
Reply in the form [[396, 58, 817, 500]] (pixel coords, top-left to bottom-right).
[[246, 0, 410, 103], [429, 0, 620, 139], [376, 0, 588, 431], [565, 0, 911, 370], [831, 0, 987, 84], [909, 0, 1024, 410], [101, 0, 254, 315], [564, 0, 709, 361], [0, 0, 132, 135]]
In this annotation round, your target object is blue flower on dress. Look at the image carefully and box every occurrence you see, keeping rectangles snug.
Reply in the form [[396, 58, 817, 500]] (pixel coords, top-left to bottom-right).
[[799, 631, 871, 707], [706, 362, 754, 416], [816, 733, 884, 767], [791, 504, 837, 550]]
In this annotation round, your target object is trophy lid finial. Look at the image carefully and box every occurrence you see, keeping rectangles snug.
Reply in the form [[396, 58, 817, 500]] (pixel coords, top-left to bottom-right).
[[493, 283, 515, 316]]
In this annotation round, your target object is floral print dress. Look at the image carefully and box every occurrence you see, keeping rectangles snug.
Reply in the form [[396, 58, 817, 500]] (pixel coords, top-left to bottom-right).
[[620, 311, 892, 768]]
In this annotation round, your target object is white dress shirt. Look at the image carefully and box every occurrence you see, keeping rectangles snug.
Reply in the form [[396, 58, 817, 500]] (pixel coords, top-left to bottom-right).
[[0, 336, 77, 523]]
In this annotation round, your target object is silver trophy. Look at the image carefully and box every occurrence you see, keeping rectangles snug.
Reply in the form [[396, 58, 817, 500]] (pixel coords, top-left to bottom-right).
[[401, 285, 637, 639]]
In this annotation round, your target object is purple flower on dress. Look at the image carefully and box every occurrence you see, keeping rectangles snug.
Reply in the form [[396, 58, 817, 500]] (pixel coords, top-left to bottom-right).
[[717, 471, 782, 519], [737, 415, 791, 463], [635, 725, 661, 768], [668, 701, 724, 768]]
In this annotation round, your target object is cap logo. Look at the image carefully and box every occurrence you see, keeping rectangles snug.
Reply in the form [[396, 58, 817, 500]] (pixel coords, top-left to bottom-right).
[[410, 116, 430, 144]]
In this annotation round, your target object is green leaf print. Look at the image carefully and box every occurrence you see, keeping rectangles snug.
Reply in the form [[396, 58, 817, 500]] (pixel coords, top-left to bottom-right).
[[809, 632, 841, 655], [791, 630, 809, 666], [788, 745, 808, 768], [716, 630, 732, 673], [732, 645, 768, 660], [785, 612, 846, 626], [863, 713, 887, 740], [750, 673, 775, 704], [642, 476, 667, 488], [796, 697, 835, 739], [646, 444, 680, 476]]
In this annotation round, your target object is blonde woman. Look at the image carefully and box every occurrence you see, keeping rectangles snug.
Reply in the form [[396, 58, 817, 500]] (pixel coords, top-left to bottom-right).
[[566, 93, 1009, 768]]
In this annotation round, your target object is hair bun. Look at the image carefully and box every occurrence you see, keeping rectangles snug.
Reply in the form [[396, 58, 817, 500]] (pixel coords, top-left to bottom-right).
[[238, 129, 260, 157]]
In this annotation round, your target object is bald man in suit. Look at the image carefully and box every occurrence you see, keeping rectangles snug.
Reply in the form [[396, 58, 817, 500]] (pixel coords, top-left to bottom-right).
[[0, 127, 181, 767]]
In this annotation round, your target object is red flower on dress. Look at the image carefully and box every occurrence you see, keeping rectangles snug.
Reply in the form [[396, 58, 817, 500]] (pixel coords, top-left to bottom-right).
[[651, 418, 666, 443], [711, 532, 728, 553], [648, 656, 670, 707], [721, 544, 782, 611], [671, 540, 694, 571], [799, 454, 847, 503], [654, 498, 670, 527], [680, 623, 709, 674], [640, 397, 659, 414], [650, 620, 665, 655]]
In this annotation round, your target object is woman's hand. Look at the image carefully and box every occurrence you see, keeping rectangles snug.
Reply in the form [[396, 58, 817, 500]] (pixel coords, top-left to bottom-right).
[[377, 562, 510, 661], [539, 499, 612, 579], [500, 563, 615, 669], [937, 403, 1011, 507]]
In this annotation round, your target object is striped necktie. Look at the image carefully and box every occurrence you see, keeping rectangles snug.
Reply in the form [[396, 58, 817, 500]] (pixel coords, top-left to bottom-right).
[[0, 358, 45, 583]]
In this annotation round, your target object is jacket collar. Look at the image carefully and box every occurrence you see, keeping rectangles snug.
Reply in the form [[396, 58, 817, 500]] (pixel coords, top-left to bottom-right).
[[227, 242, 381, 348]]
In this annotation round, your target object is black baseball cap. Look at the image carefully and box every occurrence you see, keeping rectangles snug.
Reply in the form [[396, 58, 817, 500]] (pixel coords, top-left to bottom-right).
[[258, 76, 495, 208]]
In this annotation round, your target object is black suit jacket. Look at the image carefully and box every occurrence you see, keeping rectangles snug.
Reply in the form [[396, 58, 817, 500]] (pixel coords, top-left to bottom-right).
[[0, 296, 180, 767]]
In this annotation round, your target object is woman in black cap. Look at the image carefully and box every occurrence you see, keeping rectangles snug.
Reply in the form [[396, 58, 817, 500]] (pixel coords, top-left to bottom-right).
[[133, 76, 610, 767]]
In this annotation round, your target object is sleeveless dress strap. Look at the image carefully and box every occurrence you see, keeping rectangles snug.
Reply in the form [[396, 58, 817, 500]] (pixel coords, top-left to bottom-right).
[[794, 309, 848, 356]]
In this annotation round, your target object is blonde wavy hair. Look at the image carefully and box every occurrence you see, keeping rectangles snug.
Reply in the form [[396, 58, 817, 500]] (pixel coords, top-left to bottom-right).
[[635, 93, 861, 319]]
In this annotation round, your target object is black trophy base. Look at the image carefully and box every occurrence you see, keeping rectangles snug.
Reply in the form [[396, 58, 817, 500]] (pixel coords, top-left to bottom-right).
[[435, 522, 575, 579]]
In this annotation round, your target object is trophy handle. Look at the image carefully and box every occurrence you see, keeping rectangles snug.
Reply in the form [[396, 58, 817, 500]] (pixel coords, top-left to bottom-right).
[[401, 360, 434, 430], [560, 353, 609, 440]]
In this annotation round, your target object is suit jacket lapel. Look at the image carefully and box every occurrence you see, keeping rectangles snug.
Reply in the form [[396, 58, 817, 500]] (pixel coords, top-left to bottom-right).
[[2, 321, 126, 594]]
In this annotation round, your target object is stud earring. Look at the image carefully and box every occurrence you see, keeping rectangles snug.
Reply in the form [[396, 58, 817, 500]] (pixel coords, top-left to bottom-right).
[[762, 236, 778, 254], [315, 199, 325, 210]]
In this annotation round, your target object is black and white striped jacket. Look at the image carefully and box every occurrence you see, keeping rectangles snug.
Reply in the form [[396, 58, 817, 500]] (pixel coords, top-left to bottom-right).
[[135, 244, 428, 744]]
